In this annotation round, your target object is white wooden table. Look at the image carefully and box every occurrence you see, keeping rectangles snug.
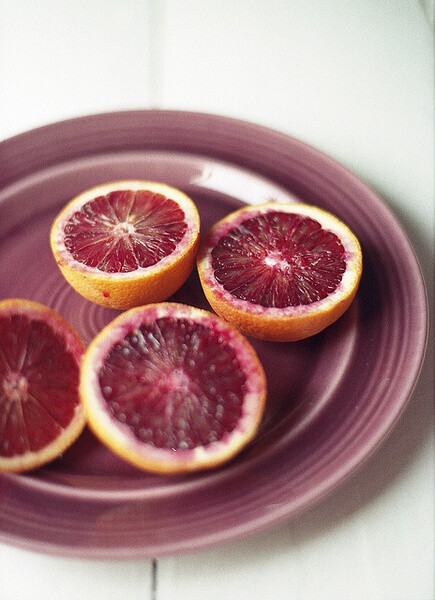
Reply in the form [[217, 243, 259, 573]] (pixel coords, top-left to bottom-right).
[[0, 2, 433, 599]]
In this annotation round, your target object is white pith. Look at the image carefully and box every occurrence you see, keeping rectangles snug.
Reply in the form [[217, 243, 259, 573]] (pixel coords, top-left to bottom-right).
[[0, 299, 86, 472], [80, 303, 266, 471], [52, 180, 200, 277], [199, 202, 362, 316]]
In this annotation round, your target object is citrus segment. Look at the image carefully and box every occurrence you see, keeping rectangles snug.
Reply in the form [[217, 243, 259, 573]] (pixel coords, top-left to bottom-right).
[[50, 181, 200, 309], [0, 299, 86, 473], [80, 303, 266, 474], [197, 203, 362, 341]]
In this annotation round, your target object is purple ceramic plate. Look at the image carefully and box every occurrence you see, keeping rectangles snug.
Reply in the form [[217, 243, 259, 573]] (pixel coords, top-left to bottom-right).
[[0, 110, 427, 558]]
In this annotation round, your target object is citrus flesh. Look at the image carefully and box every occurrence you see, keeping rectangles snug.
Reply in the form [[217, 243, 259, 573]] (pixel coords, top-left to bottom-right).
[[50, 181, 200, 309], [80, 303, 267, 474], [197, 203, 362, 342], [0, 299, 86, 472]]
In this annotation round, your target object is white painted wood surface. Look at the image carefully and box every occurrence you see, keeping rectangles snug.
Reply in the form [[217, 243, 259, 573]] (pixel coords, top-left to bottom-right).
[[0, 1, 433, 598]]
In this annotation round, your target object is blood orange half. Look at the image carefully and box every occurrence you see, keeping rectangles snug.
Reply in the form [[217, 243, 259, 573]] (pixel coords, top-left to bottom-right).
[[0, 299, 85, 473], [197, 202, 363, 342], [80, 303, 266, 474], [50, 181, 200, 309]]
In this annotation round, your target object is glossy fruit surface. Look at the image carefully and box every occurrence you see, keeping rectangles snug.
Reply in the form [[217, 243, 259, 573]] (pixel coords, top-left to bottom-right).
[[50, 181, 200, 309], [0, 299, 85, 472], [80, 302, 266, 474], [197, 202, 362, 341]]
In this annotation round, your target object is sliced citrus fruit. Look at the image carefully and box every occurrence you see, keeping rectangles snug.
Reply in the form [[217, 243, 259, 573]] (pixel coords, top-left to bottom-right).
[[50, 180, 200, 309], [0, 299, 85, 473], [197, 202, 362, 342], [80, 302, 266, 474]]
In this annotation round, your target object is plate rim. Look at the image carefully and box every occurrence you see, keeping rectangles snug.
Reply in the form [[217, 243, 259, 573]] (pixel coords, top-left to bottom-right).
[[0, 109, 429, 558]]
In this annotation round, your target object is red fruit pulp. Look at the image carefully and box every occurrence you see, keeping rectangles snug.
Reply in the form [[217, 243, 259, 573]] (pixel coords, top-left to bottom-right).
[[0, 314, 80, 456], [98, 317, 246, 450], [64, 190, 188, 273], [211, 212, 346, 308]]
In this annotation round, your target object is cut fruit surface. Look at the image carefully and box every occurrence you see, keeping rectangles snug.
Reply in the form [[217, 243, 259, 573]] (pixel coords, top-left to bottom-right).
[[0, 299, 85, 472], [197, 202, 362, 341], [80, 303, 266, 474], [50, 181, 200, 309]]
